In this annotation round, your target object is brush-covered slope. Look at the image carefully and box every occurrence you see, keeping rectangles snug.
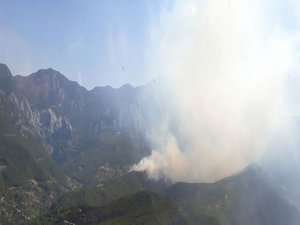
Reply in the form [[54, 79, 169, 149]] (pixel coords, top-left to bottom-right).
[[0, 134, 66, 225], [51, 171, 170, 213], [1, 63, 300, 225], [41, 166, 300, 225], [0, 64, 145, 223], [0, 63, 159, 223], [0, 67, 67, 224], [38, 191, 188, 225], [164, 165, 300, 225]]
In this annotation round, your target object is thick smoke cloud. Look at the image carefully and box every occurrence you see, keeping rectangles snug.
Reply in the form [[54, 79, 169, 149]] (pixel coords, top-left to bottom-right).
[[134, 0, 300, 182]]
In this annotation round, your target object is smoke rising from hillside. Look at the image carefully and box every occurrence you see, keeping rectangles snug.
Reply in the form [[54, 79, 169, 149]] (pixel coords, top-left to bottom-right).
[[134, 0, 300, 182]]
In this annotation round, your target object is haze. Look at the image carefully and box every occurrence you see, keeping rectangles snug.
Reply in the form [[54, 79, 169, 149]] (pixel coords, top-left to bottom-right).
[[1, 0, 300, 183]]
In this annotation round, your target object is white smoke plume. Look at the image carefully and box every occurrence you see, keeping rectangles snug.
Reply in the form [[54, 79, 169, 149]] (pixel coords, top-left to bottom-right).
[[134, 0, 300, 182]]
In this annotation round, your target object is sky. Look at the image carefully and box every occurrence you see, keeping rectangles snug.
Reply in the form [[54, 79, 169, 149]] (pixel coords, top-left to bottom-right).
[[0, 0, 172, 89], [0, 0, 299, 89]]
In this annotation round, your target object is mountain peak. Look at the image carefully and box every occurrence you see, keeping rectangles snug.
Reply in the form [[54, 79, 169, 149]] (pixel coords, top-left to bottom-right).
[[0, 63, 13, 80], [35, 67, 62, 77], [30, 67, 69, 84], [0, 63, 13, 93], [39, 67, 56, 72], [119, 83, 133, 89]]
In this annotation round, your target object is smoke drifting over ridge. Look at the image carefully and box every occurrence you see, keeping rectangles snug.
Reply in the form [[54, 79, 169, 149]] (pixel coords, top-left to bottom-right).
[[134, 0, 300, 182]]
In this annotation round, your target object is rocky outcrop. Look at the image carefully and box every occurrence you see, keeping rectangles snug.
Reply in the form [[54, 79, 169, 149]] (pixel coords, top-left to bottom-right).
[[0, 64, 152, 170], [6, 91, 74, 155]]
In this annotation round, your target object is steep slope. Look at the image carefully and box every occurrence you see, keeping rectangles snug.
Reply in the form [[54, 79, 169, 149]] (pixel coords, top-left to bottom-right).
[[164, 165, 300, 225], [0, 63, 157, 223], [0, 134, 66, 224], [51, 171, 170, 213], [0, 67, 67, 224], [32, 171, 175, 225], [0, 64, 153, 186], [37, 166, 300, 225], [1, 63, 299, 225], [38, 191, 188, 225], [0, 63, 14, 94]]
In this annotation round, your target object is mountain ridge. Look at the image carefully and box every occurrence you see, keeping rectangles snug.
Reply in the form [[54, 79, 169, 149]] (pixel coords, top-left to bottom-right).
[[0, 63, 154, 224], [37, 166, 300, 225], [1, 63, 300, 225]]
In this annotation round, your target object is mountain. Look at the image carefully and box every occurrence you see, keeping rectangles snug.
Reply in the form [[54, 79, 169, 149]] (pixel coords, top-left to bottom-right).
[[0, 64, 154, 185], [164, 165, 300, 225], [0, 66, 67, 224], [53, 171, 170, 212], [0, 63, 299, 225], [35, 166, 300, 225], [0, 64, 157, 224], [41, 191, 189, 225]]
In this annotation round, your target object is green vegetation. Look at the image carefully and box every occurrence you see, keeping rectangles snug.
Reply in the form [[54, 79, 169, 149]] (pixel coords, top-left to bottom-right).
[[63, 131, 149, 185], [0, 133, 66, 224], [52, 171, 169, 212], [0, 64, 299, 225], [164, 166, 300, 225], [35, 191, 189, 225]]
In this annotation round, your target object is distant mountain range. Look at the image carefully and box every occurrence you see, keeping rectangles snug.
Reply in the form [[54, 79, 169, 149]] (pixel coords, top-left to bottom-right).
[[0, 63, 299, 225]]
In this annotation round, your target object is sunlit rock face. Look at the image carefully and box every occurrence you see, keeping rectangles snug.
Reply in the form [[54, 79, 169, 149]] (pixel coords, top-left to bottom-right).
[[0, 64, 156, 184]]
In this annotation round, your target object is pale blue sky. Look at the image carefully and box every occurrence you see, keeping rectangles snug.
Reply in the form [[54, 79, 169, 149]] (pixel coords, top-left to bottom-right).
[[0, 0, 298, 90], [0, 0, 172, 88]]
